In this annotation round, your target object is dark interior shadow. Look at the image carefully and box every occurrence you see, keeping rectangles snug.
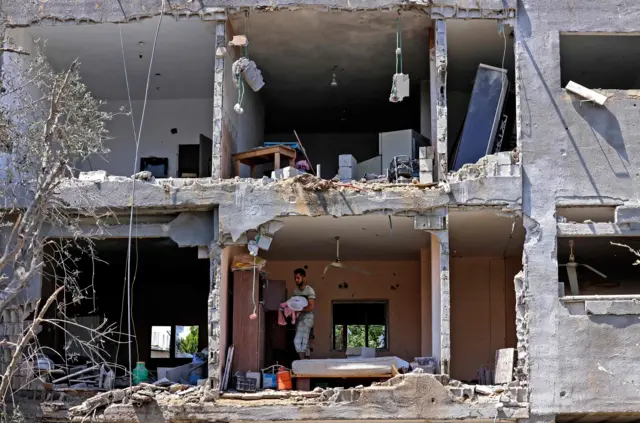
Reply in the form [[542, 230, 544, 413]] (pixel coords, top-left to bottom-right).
[[571, 100, 630, 179]]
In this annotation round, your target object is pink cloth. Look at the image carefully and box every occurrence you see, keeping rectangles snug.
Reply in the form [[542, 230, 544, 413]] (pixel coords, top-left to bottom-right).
[[294, 160, 310, 172], [278, 302, 300, 326]]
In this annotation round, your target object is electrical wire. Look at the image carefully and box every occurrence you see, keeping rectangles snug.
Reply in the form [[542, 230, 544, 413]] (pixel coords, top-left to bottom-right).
[[122, 0, 165, 386], [115, 21, 142, 372], [251, 255, 257, 317]]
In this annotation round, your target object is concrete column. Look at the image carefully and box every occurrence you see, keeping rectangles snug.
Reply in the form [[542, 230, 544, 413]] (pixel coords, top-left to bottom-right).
[[430, 230, 450, 375], [432, 20, 448, 181], [428, 27, 437, 149], [211, 18, 226, 179], [420, 246, 432, 356], [208, 243, 222, 394]]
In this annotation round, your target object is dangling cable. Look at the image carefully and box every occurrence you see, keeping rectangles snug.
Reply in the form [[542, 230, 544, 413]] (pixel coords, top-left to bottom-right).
[[250, 255, 257, 319], [390, 13, 403, 103]]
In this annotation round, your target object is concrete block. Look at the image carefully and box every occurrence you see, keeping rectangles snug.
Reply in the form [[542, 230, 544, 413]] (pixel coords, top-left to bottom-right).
[[414, 214, 446, 230], [338, 167, 355, 181], [418, 146, 435, 159], [78, 170, 108, 183], [419, 158, 433, 172], [615, 205, 640, 226], [420, 171, 434, 184], [271, 166, 303, 180], [448, 387, 463, 398], [585, 299, 640, 315], [339, 154, 357, 168]]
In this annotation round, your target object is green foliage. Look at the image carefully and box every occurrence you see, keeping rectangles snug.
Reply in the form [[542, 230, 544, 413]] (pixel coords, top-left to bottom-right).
[[337, 325, 386, 349], [177, 326, 199, 355]]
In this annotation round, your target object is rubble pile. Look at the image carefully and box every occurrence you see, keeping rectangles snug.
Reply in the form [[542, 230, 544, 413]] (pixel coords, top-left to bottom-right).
[[68, 383, 213, 416], [446, 379, 527, 408]]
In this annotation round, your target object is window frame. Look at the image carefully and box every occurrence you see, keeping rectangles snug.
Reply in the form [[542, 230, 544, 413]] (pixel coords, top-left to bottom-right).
[[150, 324, 201, 360], [331, 300, 389, 352]]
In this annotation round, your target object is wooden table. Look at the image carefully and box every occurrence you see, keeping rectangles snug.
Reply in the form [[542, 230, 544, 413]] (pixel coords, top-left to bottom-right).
[[232, 145, 297, 178]]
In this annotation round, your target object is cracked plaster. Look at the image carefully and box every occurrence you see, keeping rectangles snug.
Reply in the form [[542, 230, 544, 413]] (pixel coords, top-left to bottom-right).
[[2, 0, 515, 26], [55, 168, 521, 242]]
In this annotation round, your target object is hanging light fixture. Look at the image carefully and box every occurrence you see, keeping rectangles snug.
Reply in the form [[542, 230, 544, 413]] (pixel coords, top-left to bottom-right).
[[331, 66, 338, 87]]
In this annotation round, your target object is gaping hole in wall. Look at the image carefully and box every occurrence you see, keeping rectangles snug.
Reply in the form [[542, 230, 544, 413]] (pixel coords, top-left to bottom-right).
[[37, 238, 210, 388], [557, 237, 640, 297], [446, 21, 516, 171], [7, 18, 215, 178], [222, 215, 432, 392], [225, 10, 434, 181], [560, 33, 640, 89], [448, 210, 524, 384], [556, 206, 616, 224]]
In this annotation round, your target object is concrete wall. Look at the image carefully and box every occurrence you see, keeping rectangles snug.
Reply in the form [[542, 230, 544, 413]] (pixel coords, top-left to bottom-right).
[[518, 0, 640, 416], [78, 99, 213, 177], [263, 260, 421, 361], [222, 21, 265, 178], [450, 256, 518, 382], [264, 133, 379, 179]]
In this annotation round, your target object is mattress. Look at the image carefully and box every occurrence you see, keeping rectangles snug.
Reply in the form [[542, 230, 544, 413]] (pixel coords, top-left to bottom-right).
[[292, 356, 409, 378]]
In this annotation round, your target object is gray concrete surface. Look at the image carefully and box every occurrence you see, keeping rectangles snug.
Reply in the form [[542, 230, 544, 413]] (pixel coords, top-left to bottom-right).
[[3, 0, 515, 25], [58, 374, 528, 422], [55, 169, 521, 241], [517, 0, 640, 417]]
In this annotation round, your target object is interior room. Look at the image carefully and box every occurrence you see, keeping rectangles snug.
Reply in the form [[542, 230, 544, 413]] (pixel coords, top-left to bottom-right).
[[8, 18, 216, 178], [225, 11, 516, 180], [557, 237, 640, 297], [446, 20, 516, 171], [225, 9, 432, 180], [448, 210, 524, 383], [223, 215, 429, 390], [221, 211, 524, 391], [37, 237, 210, 386]]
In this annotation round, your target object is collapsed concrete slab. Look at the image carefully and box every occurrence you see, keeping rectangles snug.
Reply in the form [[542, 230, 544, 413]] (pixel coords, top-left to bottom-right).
[[42, 374, 527, 422], [56, 165, 521, 241]]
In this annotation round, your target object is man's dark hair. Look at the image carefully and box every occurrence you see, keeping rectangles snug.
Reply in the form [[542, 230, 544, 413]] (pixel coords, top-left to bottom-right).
[[294, 268, 306, 277]]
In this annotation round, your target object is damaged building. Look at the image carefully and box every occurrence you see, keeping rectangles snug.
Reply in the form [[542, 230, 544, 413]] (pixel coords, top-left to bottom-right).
[[0, 1, 637, 423]]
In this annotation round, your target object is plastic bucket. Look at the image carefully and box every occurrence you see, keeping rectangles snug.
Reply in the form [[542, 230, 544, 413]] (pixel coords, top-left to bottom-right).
[[276, 368, 292, 391]]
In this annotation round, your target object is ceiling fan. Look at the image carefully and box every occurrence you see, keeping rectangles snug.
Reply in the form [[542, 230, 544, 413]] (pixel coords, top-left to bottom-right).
[[559, 239, 607, 295], [322, 236, 370, 279]]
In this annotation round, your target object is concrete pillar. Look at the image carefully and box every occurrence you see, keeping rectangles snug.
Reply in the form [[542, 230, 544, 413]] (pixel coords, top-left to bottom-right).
[[211, 18, 226, 179], [430, 230, 450, 375], [431, 20, 448, 181], [208, 243, 222, 394], [420, 246, 432, 356]]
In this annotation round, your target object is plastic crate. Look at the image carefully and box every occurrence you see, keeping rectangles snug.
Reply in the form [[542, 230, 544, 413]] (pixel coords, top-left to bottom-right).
[[235, 376, 257, 392]]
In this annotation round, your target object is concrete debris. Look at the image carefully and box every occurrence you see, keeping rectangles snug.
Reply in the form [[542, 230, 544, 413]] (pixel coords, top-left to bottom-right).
[[474, 385, 494, 395], [447, 151, 519, 183], [446, 383, 527, 408], [68, 384, 207, 416], [565, 81, 607, 106], [132, 170, 154, 181], [78, 170, 108, 183], [232, 57, 265, 92]]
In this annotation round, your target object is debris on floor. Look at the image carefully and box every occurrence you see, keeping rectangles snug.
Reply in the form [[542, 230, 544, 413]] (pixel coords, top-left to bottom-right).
[[68, 383, 214, 416]]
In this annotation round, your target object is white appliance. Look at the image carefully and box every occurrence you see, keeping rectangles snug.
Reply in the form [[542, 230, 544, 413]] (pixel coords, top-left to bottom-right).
[[378, 129, 429, 174]]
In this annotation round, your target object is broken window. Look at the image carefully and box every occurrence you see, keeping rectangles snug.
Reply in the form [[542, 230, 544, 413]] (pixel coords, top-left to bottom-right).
[[151, 326, 172, 358], [332, 301, 388, 351], [175, 325, 200, 358], [557, 237, 640, 296], [560, 33, 640, 89]]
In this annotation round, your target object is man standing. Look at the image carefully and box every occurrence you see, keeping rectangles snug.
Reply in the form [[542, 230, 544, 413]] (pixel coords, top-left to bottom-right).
[[292, 268, 315, 359]]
